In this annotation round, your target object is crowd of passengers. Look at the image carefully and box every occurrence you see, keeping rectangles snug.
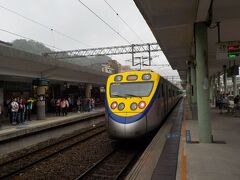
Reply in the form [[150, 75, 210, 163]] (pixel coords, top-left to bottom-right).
[[53, 97, 95, 116], [0, 97, 34, 125], [216, 92, 240, 114], [0, 96, 96, 126]]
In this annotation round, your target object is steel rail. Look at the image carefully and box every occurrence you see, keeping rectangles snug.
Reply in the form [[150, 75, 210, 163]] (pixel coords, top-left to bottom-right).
[[75, 149, 117, 179], [75, 149, 139, 180], [0, 125, 106, 179]]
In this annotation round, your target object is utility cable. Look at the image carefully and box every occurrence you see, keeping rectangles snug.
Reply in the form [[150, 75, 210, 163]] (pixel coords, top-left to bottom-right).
[[77, 0, 132, 44], [0, 4, 91, 47], [0, 28, 62, 50], [103, 0, 145, 43]]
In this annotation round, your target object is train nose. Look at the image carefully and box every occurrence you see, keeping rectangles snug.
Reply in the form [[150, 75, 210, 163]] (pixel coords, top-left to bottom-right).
[[107, 115, 147, 139]]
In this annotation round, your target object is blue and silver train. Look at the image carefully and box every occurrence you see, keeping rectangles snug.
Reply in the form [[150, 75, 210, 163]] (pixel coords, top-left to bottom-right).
[[105, 71, 181, 139]]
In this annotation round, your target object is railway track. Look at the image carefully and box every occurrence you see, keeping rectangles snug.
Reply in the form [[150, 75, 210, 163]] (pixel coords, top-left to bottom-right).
[[0, 123, 106, 179], [76, 148, 140, 180]]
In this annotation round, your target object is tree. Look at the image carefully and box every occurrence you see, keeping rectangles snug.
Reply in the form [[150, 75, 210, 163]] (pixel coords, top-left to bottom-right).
[[12, 39, 52, 55]]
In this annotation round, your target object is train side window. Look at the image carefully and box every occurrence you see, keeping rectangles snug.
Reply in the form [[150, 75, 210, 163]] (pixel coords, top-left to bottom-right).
[[158, 84, 161, 98], [161, 84, 164, 97]]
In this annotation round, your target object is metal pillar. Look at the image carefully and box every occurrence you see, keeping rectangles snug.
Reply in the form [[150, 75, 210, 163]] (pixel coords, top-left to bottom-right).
[[209, 76, 215, 105], [85, 84, 92, 98], [186, 67, 191, 104], [191, 62, 197, 104], [33, 79, 49, 120], [212, 75, 216, 106], [195, 22, 212, 143], [223, 65, 227, 94], [232, 75, 237, 96], [209, 76, 213, 101]]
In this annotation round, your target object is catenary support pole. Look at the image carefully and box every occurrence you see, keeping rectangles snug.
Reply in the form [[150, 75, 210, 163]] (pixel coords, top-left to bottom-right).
[[223, 65, 227, 94], [191, 62, 197, 104], [232, 75, 237, 96]]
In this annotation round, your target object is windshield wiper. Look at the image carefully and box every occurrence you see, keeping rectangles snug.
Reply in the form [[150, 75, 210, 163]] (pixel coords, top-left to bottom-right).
[[111, 94, 126, 98], [124, 94, 142, 99]]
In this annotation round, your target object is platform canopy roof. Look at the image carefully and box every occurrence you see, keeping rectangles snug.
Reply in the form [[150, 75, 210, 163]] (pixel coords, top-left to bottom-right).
[[134, 0, 240, 81], [0, 45, 109, 84]]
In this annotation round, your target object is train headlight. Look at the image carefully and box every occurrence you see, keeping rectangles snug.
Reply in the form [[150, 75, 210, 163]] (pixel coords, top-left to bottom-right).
[[111, 102, 118, 109], [138, 101, 146, 109], [130, 102, 137, 110], [142, 74, 151, 80], [114, 75, 123, 81], [118, 103, 125, 111]]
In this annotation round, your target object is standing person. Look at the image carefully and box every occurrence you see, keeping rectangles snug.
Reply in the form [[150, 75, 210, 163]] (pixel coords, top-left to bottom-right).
[[55, 98, 61, 116], [68, 97, 72, 112], [87, 98, 91, 112], [219, 94, 224, 114], [11, 98, 19, 125], [7, 99, 12, 123], [60, 98, 67, 116], [234, 95, 239, 106], [234, 95, 240, 112], [26, 97, 34, 121], [76, 97, 81, 113], [18, 98, 26, 124], [65, 98, 69, 116], [91, 98, 95, 111]]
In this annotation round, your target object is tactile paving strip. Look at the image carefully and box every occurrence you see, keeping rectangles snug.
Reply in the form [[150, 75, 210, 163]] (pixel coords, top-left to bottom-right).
[[151, 100, 184, 180]]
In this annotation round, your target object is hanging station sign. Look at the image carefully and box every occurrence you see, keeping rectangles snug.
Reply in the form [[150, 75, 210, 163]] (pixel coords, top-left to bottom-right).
[[216, 41, 240, 60]]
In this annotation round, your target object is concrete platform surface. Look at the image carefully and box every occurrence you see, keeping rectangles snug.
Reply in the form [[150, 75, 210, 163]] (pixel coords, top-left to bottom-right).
[[177, 101, 240, 180], [126, 100, 184, 180], [0, 108, 105, 142]]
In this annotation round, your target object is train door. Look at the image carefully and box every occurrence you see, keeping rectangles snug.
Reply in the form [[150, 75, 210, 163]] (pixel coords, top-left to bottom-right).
[[166, 84, 169, 113]]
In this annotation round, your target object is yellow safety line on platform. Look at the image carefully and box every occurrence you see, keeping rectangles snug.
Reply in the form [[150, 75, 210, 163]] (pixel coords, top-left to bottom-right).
[[180, 99, 189, 180]]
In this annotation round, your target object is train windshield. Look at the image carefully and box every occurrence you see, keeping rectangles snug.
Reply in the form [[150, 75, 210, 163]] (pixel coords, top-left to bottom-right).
[[110, 82, 154, 98]]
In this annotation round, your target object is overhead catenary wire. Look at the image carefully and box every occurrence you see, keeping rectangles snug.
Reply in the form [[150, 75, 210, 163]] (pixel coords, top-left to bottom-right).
[[0, 28, 63, 51], [0, 4, 91, 47], [103, 0, 145, 43], [77, 0, 132, 45]]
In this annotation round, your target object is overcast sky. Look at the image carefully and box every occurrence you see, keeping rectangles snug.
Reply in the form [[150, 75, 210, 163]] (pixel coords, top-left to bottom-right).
[[0, 0, 179, 78]]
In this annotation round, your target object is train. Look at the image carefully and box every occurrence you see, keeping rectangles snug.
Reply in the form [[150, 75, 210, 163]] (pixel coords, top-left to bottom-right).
[[105, 71, 181, 139]]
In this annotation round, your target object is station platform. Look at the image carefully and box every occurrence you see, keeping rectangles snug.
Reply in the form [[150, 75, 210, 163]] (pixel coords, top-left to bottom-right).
[[126, 98, 240, 180], [0, 108, 105, 143], [176, 101, 240, 180]]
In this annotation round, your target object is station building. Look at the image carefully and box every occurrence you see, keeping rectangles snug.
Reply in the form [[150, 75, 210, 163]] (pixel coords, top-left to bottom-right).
[[0, 40, 118, 120]]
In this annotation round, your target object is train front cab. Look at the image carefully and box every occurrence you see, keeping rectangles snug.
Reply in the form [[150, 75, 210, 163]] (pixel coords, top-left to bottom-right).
[[106, 72, 159, 139]]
